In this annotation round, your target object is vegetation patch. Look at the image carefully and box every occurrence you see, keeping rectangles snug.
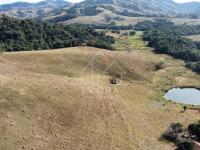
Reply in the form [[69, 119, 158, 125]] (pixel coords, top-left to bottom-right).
[[114, 31, 149, 51], [161, 121, 200, 150], [135, 19, 200, 73], [0, 15, 114, 51]]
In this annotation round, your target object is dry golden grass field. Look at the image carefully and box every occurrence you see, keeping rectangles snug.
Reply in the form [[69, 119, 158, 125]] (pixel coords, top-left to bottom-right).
[[62, 9, 200, 26], [185, 35, 200, 42], [0, 33, 200, 150], [169, 18, 200, 25], [63, 9, 152, 25]]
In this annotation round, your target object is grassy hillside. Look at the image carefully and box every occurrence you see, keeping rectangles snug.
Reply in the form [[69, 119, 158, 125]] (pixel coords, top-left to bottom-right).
[[0, 0, 72, 19], [1, 0, 200, 26], [112, 31, 150, 51], [0, 35, 199, 149], [185, 35, 200, 42]]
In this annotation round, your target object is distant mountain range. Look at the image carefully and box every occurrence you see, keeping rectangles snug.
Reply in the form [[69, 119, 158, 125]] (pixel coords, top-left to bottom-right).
[[0, 0, 72, 18], [0, 0, 200, 23]]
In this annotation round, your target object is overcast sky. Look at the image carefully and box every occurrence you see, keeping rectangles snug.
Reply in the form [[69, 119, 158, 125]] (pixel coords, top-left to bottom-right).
[[0, 0, 200, 5]]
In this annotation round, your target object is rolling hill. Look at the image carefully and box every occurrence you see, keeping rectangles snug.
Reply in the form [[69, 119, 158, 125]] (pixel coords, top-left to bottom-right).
[[44, 0, 181, 24], [0, 0, 72, 19], [43, 0, 200, 24], [0, 0, 200, 149], [0, 0, 200, 24], [0, 45, 199, 150]]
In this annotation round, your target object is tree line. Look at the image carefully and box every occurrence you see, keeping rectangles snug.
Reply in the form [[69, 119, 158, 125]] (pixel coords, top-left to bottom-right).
[[88, 22, 135, 30], [135, 19, 200, 73], [47, 6, 103, 23], [0, 15, 114, 52], [135, 19, 200, 36]]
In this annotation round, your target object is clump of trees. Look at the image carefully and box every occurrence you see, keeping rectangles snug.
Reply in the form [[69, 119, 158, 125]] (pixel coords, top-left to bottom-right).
[[80, 6, 103, 16], [111, 30, 120, 34], [135, 19, 200, 73], [161, 123, 183, 142], [188, 122, 200, 141], [0, 15, 114, 51], [186, 61, 200, 73], [89, 22, 135, 30], [161, 121, 200, 150], [47, 14, 76, 23], [48, 6, 103, 23], [118, 10, 168, 18], [135, 19, 174, 31], [130, 31, 136, 36], [135, 19, 200, 36]]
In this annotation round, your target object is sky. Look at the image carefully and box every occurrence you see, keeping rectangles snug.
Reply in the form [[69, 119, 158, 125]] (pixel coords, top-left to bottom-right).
[[0, 0, 200, 5], [175, 0, 200, 2], [0, 0, 83, 5]]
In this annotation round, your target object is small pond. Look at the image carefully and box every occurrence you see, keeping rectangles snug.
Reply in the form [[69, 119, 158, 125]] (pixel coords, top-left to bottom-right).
[[164, 88, 200, 106]]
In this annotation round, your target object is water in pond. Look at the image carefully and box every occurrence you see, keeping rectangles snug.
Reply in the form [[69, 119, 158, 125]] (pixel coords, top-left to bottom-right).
[[164, 88, 200, 105]]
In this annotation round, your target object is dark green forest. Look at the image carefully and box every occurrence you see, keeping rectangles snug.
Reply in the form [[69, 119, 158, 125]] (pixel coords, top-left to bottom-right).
[[135, 20, 200, 36], [88, 23, 135, 30], [135, 20, 200, 73], [48, 6, 103, 23], [0, 15, 114, 51]]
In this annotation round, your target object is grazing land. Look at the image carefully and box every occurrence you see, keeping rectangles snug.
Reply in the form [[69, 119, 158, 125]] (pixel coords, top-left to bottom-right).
[[0, 32, 199, 150], [1, 0, 200, 149], [169, 18, 200, 26], [111, 31, 150, 51], [185, 35, 200, 42]]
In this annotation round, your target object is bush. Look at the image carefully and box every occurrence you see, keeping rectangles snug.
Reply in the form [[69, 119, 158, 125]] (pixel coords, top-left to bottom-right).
[[171, 123, 183, 134], [161, 123, 183, 142], [183, 106, 188, 112], [176, 139, 194, 150], [154, 62, 164, 71], [188, 122, 200, 140], [162, 122, 199, 150], [162, 131, 178, 142], [130, 31, 136, 36]]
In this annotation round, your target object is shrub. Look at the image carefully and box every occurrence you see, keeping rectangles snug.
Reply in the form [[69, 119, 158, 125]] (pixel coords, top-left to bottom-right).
[[162, 130, 178, 142], [188, 122, 200, 140], [154, 62, 164, 71], [161, 123, 183, 142], [176, 139, 194, 150], [130, 31, 136, 36]]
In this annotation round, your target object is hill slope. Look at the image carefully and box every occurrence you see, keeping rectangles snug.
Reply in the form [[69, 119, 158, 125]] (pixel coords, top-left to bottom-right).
[[44, 0, 200, 24], [78, 0, 180, 15], [0, 45, 199, 149], [0, 0, 72, 18], [1, 0, 200, 24]]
